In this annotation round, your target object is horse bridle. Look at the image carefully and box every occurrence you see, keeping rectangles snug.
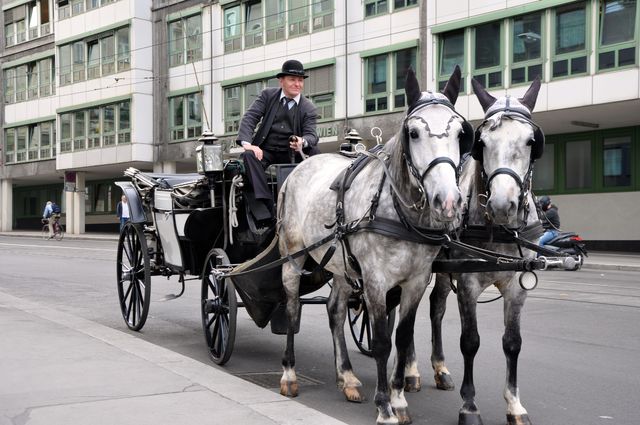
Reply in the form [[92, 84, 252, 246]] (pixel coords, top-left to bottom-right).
[[476, 107, 541, 228], [401, 97, 469, 211]]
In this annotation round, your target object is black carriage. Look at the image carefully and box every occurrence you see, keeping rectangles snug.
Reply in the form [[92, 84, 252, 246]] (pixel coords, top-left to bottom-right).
[[115, 133, 382, 364]]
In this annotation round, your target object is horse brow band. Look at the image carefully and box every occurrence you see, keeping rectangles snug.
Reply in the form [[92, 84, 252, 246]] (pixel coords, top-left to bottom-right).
[[409, 115, 455, 139]]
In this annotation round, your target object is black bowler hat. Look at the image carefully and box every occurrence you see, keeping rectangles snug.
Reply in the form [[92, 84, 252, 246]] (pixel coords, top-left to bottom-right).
[[276, 59, 308, 78]]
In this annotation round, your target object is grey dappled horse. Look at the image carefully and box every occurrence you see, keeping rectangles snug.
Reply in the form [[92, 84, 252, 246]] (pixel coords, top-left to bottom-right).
[[277, 67, 470, 425], [428, 77, 545, 425]]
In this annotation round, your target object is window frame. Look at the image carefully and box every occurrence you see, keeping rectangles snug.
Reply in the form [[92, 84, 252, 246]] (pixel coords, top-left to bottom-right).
[[364, 48, 417, 115], [169, 92, 202, 142], [312, 0, 333, 32], [365, 0, 388, 18], [223, 5, 242, 53], [596, 0, 638, 71], [437, 29, 466, 92], [2, 123, 54, 164], [510, 11, 545, 86], [288, 0, 309, 38], [551, 1, 590, 80], [472, 20, 504, 89]]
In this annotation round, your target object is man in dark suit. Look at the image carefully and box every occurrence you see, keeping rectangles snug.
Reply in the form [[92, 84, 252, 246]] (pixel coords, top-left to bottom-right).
[[236, 59, 319, 203]]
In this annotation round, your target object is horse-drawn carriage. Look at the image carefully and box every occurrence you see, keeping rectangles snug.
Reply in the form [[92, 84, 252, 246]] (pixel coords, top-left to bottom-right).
[[115, 69, 585, 425], [115, 133, 382, 364]]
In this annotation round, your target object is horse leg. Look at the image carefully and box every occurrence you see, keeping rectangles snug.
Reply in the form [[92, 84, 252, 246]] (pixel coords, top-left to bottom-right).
[[403, 340, 421, 393], [429, 274, 455, 391], [390, 281, 426, 425], [456, 275, 484, 425], [280, 260, 302, 398], [366, 288, 398, 425], [501, 280, 532, 425], [327, 276, 364, 402]]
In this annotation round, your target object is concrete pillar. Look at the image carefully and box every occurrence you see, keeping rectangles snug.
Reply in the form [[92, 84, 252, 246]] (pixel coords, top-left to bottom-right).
[[153, 161, 176, 173], [0, 178, 12, 231], [73, 172, 86, 234], [64, 188, 75, 234]]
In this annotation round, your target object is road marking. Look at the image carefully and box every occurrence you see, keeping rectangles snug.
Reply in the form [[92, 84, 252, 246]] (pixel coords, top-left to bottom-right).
[[0, 242, 112, 252]]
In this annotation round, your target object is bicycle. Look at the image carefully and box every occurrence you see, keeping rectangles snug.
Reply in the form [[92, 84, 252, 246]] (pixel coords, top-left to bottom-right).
[[42, 215, 64, 241]]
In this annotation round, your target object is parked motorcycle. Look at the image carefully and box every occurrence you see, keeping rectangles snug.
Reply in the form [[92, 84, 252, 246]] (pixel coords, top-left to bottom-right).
[[543, 231, 588, 257]]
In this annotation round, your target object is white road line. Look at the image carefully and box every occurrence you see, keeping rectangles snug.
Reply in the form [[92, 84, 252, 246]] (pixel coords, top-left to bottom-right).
[[0, 242, 112, 252]]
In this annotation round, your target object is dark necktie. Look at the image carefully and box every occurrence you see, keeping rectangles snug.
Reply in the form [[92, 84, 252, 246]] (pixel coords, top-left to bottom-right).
[[283, 97, 294, 110]]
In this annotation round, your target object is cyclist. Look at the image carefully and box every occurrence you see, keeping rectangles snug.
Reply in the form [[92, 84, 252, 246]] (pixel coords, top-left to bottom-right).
[[42, 200, 61, 239]]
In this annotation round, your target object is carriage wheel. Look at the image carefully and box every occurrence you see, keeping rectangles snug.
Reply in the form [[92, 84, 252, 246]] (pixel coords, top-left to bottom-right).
[[201, 248, 237, 365], [116, 222, 151, 331], [348, 292, 397, 357]]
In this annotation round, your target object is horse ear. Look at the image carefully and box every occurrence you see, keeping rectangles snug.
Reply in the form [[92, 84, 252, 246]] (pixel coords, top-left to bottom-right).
[[405, 66, 421, 107], [471, 77, 497, 113], [518, 75, 542, 112], [441, 65, 462, 105]]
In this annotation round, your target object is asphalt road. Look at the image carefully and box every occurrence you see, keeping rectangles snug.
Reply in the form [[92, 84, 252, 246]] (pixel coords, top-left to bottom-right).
[[1, 235, 638, 425]]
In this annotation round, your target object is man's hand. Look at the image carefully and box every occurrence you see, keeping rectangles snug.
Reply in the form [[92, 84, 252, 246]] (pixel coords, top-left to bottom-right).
[[243, 144, 263, 161], [289, 135, 304, 151]]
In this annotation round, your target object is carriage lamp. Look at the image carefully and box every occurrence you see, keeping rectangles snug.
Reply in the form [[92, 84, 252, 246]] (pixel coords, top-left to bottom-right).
[[340, 128, 365, 153], [196, 131, 224, 174]]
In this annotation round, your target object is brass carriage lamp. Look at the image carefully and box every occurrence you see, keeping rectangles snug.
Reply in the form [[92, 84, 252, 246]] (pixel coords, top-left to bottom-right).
[[196, 131, 224, 174], [340, 128, 365, 153]]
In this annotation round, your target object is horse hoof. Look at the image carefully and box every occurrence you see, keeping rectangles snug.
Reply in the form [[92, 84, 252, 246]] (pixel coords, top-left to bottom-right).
[[507, 414, 532, 425], [458, 412, 483, 425], [404, 376, 421, 392], [279, 380, 299, 398], [435, 372, 455, 391], [343, 386, 364, 403], [393, 407, 412, 425]]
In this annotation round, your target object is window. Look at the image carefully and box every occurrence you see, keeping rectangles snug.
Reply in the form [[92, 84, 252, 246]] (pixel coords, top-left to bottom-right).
[[565, 139, 592, 190], [265, 0, 286, 42], [439, 32, 462, 85], [60, 113, 73, 153], [71, 0, 84, 15], [289, 0, 309, 37], [118, 101, 131, 144], [169, 92, 202, 141], [306, 65, 335, 119], [4, 129, 16, 164], [4, 1, 49, 44], [117, 28, 130, 71], [88, 108, 101, 148], [4, 69, 15, 104], [224, 6, 242, 52], [312, 0, 333, 31], [598, 0, 637, 70], [168, 15, 201, 66], [73, 41, 86, 82], [245, 2, 264, 48], [533, 142, 555, 191], [473, 21, 502, 88], [15, 65, 27, 102], [365, 48, 416, 113], [87, 0, 100, 11], [366, 54, 388, 112], [365, 0, 387, 17], [512, 13, 543, 85], [27, 63, 38, 99], [59, 0, 119, 19], [103, 105, 116, 146], [28, 125, 40, 161], [74, 111, 86, 150], [101, 35, 115, 75], [28, 2, 39, 39], [553, 2, 588, 78], [40, 122, 53, 159], [394, 0, 417, 9], [16, 127, 27, 163], [59, 27, 129, 83], [5, 23, 15, 47], [59, 44, 72, 85], [39, 58, 53, 97], [58, 0, 71, 19], [602, 135, 631, 187], [224, 86, 241, 133]]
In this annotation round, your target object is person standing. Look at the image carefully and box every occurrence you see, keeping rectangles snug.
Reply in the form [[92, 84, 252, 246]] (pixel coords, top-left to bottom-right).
[[236, 59, 319, 203], [538, 195, 560, 246], [116, 195, 130, 232]]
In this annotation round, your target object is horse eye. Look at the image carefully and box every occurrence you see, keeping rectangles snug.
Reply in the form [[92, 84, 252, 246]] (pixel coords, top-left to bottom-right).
[[409, 129, 419, 139]]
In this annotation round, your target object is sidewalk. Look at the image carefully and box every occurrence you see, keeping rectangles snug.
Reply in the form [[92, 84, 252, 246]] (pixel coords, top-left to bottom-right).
[[2, 230, 639, 271], [0, 291, 347, 425]]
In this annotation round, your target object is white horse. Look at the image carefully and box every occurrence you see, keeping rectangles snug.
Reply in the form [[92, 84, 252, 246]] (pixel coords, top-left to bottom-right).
[[428, 77, 545, 425], [277, 67, 471, 425]]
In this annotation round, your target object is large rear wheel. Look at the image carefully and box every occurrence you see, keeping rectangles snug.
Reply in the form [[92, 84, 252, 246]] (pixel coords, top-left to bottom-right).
[[201, 248, 237, 365], [116, 222, 151, 331]]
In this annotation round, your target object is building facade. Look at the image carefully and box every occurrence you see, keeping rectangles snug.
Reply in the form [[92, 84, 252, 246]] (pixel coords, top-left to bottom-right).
[[1, 0, 639, 250]]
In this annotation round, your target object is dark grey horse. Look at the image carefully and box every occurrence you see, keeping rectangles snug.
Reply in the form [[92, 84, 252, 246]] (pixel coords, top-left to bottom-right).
[[277, 67, 470, 424], [428, 77, 544, 425]]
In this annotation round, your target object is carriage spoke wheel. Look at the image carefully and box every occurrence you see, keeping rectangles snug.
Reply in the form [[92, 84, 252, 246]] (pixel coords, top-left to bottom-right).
[[201, 248, 237, 365], [348, 292, 396, 357], [116, 222, 151, 331]]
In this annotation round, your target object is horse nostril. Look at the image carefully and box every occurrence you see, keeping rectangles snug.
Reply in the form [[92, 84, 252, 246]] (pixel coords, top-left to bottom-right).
[[432, 194, 443, 210], [509, 200, 517, 215]]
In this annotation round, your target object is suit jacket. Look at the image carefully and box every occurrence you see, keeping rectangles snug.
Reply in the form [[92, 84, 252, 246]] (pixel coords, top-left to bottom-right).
[[236, 87, 319, 154]]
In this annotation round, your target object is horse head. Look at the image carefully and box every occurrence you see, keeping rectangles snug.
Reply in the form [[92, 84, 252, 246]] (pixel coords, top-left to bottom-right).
[[471, 77, 544, 226], [393, 66, 471, 224]]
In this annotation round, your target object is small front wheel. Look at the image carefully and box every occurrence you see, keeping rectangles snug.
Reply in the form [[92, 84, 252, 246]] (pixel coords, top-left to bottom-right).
[[201, 248, 237, 365], [116, 222, 151, 331]]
